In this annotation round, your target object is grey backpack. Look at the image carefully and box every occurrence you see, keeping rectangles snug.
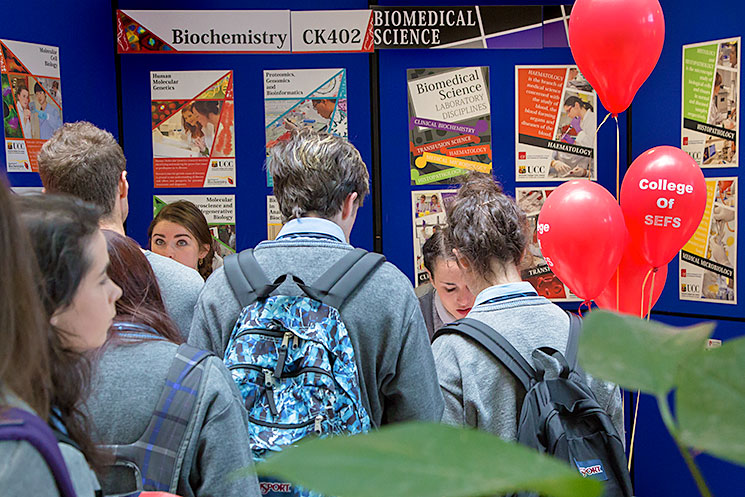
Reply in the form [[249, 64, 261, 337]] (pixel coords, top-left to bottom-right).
[[433, 314, 633, 497]]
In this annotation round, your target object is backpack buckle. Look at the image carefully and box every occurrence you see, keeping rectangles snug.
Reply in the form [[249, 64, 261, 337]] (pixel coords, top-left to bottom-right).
[[314, 415, 323, 435], [263, 369, 277, 387]]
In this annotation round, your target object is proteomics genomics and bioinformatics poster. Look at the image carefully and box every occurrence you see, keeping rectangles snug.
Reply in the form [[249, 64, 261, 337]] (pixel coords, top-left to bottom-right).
[[681, 37, 740, 168], [515, 65, 598, 181], [151, 70, 235, 188], [1, 39, 63, 173], [407, 66, 492, 186], [680, 177, 737, 304]]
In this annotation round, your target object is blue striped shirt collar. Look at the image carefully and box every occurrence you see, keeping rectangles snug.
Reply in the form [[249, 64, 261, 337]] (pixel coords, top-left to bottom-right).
[[474, 281, 537, 307], [276, 217, 346, 243]]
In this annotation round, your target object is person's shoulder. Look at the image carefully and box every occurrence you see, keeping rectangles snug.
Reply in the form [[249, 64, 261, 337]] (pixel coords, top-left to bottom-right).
[[0, 439, 59, 496], [145, 250, 204, 288]]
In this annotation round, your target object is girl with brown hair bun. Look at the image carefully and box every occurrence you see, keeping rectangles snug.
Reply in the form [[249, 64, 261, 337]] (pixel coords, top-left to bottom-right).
[[148, 200, 222, 280], [431, 173, 623, 442], [86, 230, 260, 497]]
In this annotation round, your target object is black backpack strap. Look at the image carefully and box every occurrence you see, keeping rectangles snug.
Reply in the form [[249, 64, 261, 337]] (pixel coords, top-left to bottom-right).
[[299, 248, 386, 309], [433, 318, 536, 391], [224, 249, 282, 307], [564, 311, 582, 371]]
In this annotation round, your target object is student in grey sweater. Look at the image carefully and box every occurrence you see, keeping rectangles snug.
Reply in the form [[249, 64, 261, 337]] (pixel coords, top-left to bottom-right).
[[38, 122, 203, 337], [189, 128, 444, 427], [432, 174, 623, 440], [86, 231, 260, 497]]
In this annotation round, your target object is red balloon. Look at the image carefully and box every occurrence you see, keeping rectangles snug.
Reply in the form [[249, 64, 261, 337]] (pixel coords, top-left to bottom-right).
[[537, 180, 627, 301], [568, 0, 665, 115], [620, 146, 707, 268], [595, 245, 667, 318]]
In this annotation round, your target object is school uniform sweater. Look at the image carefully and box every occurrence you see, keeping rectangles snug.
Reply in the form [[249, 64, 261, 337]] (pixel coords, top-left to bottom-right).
[[188, 218, 444, 427], [432, 282, 624, 441]]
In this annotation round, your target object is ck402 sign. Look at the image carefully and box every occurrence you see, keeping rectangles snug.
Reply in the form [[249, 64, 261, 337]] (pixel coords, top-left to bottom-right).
[[291, 10, 374, 53]]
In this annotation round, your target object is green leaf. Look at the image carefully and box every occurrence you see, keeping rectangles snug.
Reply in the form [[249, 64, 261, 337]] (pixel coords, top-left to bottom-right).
[[579, 311, 713, 397], [677, 336, 745, 466], [247, 422, 602, 497]]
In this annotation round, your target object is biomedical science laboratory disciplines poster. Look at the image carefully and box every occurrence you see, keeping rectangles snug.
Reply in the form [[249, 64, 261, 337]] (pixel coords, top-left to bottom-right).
[[153, 195, 236, 257], [515, 187, 580, 302], [515, 65, 598, 182], [1, 39, 63, 173], [680, 178, 737, 304], [411, 189, 457, 287], [264, 68, 347, 186], [682, 37, 740, 168], [151, 70, 235, 188], [407, 66, 492, 186]]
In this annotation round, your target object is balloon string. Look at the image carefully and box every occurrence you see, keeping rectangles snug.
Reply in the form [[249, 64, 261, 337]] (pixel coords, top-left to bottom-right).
[[628, 392, 641, 472], [577, 300, 592, 318], [596, 111, 612, 134], [614, 114, 620, 200]]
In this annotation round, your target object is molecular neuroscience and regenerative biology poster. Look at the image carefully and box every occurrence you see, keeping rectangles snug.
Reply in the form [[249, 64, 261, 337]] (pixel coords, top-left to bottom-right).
[[515, 65, 598, 181], [407, 66, 491, 186], [151, 70, 235, 188], [1, 39, 63, 173]]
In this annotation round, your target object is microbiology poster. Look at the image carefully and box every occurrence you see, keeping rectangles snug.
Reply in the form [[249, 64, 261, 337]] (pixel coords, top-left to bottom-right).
[[411, 189, 457, 286], [681, 37, 739, 168], [264, 68, 347, 186], [407, 66, 491, 186], [680, 178, 737, 304], [1, 39, 63, 173], [515, 65, 597, 182], [153, 194, 236, 256], [515, 187, 581, 301], [151, 70, 235, 188]]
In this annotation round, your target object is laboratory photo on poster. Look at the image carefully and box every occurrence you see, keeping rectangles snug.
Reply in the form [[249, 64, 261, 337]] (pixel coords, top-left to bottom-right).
[[516, 188, 580, 301], [151, 70, 235, 188], [682, 37, 740, 168], [408, 66, 492, 186], [412, 189, 457, 286], [1, 39, 63, 173], [680, 178, 737, 304], [515, 66, 597, 182], [153, 194, 236, 259]]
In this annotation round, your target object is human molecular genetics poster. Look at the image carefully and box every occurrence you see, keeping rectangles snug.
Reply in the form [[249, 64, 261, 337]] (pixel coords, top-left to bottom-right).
[[151, 70, 235, 188], [1, 39, 63, 173], [681, 37, 740, 168], [680, 177, 737, 304], [515, 187, 580, 301], [407, 66, 492, 186], [153, 194, 236, 257], [411, 189, 457, 287], [515, 65, 598, 181], [264, 68, 347, 186]]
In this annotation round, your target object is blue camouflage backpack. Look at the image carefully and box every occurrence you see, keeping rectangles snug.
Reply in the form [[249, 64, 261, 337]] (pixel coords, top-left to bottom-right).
[[223, 247, 385, 497]]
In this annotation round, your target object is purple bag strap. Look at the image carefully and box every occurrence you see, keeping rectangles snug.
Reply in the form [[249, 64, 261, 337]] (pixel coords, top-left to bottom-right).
[[0, 407, 78, 497]]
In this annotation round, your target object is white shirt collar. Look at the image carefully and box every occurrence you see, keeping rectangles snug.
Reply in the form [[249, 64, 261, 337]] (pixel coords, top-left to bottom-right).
[[276, 217, 346, 243], [473, 281, 537, 307]]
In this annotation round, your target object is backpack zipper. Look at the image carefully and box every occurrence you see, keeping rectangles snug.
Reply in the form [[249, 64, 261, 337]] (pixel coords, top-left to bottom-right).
[[228, 363, 333, 379], [249, 416, 317, 429], [235, 328, 287, 340]]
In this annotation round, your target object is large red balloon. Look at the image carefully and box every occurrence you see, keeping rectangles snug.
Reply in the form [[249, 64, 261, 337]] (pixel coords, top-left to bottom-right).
[[595, 245, 667, 318], [620, 146, 707, 268], [568, 0, 665, 115], [537, 180, 627, 301]]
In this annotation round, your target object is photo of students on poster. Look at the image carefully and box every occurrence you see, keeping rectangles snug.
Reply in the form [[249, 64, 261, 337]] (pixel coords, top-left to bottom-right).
[[682, 37, 740, 168], [407, 66, 492, 186], [680, 178, 737, 304], [515, 65, 598, 181], [264, 68, 347, 186], [151, 70, 235, 188], [1, 39, 63, 172], [411, 189, 457, 286], [153, 194, 236, 257], [515, 187, 581, 301]]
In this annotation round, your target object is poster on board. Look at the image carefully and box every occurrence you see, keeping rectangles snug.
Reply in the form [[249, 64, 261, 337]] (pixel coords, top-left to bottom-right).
[[515, 65, 597, 182], [151, 70, 235, 188], [679, 177, 737, 304], [267, 195, 284, 241], [515, 187, 581, 301], [153, 194, 236, 258], [1, 39, 63, 173], [264, 68, 347, 186], [681, 37, 740, 168], [408, 66, 491, 186], [411, 189, 457, 286]]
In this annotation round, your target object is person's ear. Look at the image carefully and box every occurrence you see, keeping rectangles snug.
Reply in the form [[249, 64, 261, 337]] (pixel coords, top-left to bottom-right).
[[119, 170, 129, 200], [199, 243, 210, 260], [341, 192, 359, 221]]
